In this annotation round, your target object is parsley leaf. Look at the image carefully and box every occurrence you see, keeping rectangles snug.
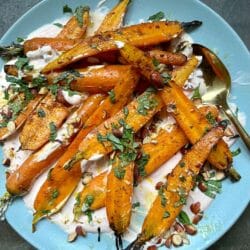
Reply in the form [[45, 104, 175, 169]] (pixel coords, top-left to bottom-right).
[[54, 23, 64, 28], [206, 112, 216, 125], [37, 109, 46, 118], [178, 211, 191, 225], [15, 57, 29, 70], [16, 37, 24, 43], [74, 6, 90, 27], [191, 86, 201, 100], [231, 147, 241, 157], [108, 89, 116, 103], [63, 4, 73, 14], [49, 122, 57, 142], [135, 152, 149, 177], [84, 195, 94, 209], [148, 11, 165, 21], [163, 211, 170, 219], [114, 166, 126, 179], [161, 72, 171, 85], [158, 186, 167, 207], [137, 88, 158, 115], [132, 202, 140, 209]]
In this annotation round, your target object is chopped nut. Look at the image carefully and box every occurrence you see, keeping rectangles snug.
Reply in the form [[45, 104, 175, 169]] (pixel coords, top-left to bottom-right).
[[112, 128, 123, 138], [156, 238, 162, 244], [147, 245, 157, 250], [165, 236, 172, 248], [174, 222, 185, 233], [56, 88, 70, 106], [190, 202, 201, 214], [2, 158, 11, 166], [192, 212, 203, 225], [155, 181, 164, 190], [198, 182, 207, 192], [215, 171, 225, 181], [38, 86, 48, 95], [7, 121, 15, 133], [67, 231, 78, 242], [75, 225, 86, 236], [82, 172, 93, 185], [172, 234, 183, 247], [184, 224, 197, 235]]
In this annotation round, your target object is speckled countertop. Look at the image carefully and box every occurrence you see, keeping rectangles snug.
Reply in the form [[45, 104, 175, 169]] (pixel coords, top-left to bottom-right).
[[0, 0, 249, 250]]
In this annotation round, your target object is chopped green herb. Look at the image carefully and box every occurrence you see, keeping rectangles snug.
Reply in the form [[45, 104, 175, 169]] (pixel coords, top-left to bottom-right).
[[123, 107, 129, 118], [114, 166, 126, 179], [132, 202, 140, 209], [179, 175, 186, 182], [191, 86, 201, 100], [161, 72, 171, 85], [85, 210, 93, 223], [163, 211, 170, 219], [174, 188, 187, 207], [3, 89, 9, 100], [206, 112, 216, 125], [199, 176, 222, 199], [74, 6, 89, 27], [178, 210, 191, 225], [41, 209, 50, 215], [63, 4, 73, 14], [37, 109, 46, 118], [179, 162, 185, 168], [15, 57, 30, 71], [148, 11, 165, 22], [90, 44, 98, 49], [84, 195, 94, 209], [49, 122, 57, 142], [137, 88, 158, 115], [53, 70, 80, 85], [75, 193, 81, 206], [48, 84, 60, 96], [0, 43, 24, 61], [231, 147, 241, 157], [47, 168, 53, 180], [54, 23, 64, 28], [32, 75, 47, 88], [158, 185, 167, 207], [49, 189, 59, 203], [16, 37, 24, 43], [152, 57, 160, 68], [108, 89, 116, 103], [135, 152, 149, 177]]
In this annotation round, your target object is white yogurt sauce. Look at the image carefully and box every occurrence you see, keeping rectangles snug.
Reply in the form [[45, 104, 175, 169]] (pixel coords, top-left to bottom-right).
[[0, 3, 244, 246]]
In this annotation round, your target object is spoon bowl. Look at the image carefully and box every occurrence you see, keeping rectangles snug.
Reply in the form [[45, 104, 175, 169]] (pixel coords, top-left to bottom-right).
[[192, 44, 250, 150]]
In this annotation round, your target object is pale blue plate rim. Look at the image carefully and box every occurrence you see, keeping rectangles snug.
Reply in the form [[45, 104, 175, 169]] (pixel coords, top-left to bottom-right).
[[0, 0, 249, 250]]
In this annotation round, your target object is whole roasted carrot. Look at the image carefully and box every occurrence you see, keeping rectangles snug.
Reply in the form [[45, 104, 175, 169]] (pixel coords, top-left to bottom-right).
[[42, 21, 183, 73], [6, 94, 105, 196], [32, 71, 138, 226], [128, 126, 224, 249], [57, 6, 90, 40]]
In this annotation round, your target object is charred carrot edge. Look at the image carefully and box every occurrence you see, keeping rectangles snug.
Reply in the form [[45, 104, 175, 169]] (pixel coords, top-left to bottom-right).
[[6, 94, 105, 196], [95, 0, 130, 34], [160, 82, 232, 169], [130, 126, 224, 248], [57, 7, 90, 40], [106, 159, 134, 236], [19, 94, 70, 151], [72, 105, 218, 214], [147, 50, 187, 66], [171, 56, 199, 87], [32, 71, 138, 226], [0, 95, 44, 141], [42, 21, 182, 73], [23, 38, 80, 54]]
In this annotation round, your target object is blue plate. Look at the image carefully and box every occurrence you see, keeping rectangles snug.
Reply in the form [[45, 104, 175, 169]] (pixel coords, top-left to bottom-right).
[[0, 0, 249, 249]]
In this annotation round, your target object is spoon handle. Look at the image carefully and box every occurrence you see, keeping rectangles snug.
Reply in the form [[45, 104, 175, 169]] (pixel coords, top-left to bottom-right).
[[223, 104, 250, 150]]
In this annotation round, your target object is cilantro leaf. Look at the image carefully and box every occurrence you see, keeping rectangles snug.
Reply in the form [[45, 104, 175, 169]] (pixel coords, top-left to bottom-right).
[[108, 89, 116, 103], [63, 4, 73, 14], [148, 11, 165, 21], [178, 211, 191, 225], [49, 122, 57, 142], [231, 147, 241, 157], [191, 86, 201, 100]]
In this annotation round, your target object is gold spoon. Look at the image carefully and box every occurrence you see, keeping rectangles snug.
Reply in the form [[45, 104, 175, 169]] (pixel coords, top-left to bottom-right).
[[192, 44, 250, 150]]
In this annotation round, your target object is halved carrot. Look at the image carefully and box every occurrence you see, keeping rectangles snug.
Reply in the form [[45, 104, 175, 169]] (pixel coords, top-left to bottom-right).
[[95, 0, 130, 34], [23, 38, 80, 54], [46, 65, 135, 94], [129, 126, 224, 248], [106, 158, 134, 236], [57, 7, 90, 40], [42, 21, 182, 73], [19, 94, 70, 151], [0, 95, 44, 140], [6, 94, 105, 196], [32, 71, 138, 226]]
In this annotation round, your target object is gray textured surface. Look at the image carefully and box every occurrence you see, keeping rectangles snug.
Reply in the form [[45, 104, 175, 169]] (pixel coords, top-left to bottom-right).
[[0, 0, 249, 250]]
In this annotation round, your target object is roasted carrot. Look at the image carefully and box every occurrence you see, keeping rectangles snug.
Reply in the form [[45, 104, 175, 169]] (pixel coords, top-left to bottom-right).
[[6, 94, 105, 196], [147, 50, 187, 66], [57, 7, 90, 40], [23, 38, 80, 54], [0, 95, 44, 141], [129, 126, 224, 249], [32, 72, 138, 226], [106, 158, 134, 236], [118, 42, 232, 170], [171, 55, 199, 87], [95, 0, 130, 34], [19, 94, 69, 151], [42, 21, 183, 73], [46, 65, 135, 94], [4, 64, 18, 77], [160, 82, 232, 169]]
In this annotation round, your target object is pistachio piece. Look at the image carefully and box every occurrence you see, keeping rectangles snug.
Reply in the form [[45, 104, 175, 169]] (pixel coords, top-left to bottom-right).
[[172, 234, 183, 247]]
